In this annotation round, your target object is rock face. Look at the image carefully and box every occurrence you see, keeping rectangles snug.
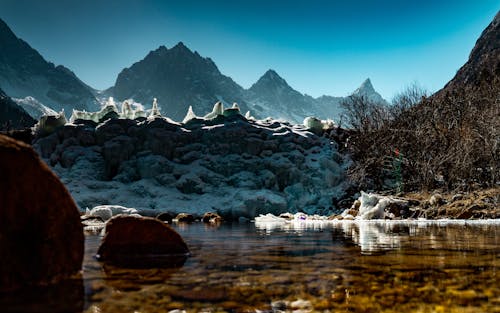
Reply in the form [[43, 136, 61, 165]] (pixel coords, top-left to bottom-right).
[[0, 18, 99, 114], [0, 88, 36, 130], [97, 215, 189, 267], [0, 134, 83, 291], [34, 114, 349, 218]]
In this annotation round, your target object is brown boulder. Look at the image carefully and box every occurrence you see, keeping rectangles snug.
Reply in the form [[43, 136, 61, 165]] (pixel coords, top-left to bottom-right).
[[97, 215, 189, 267], [0, 134, 83, 291], [156, 212, 174, 223], [175, 213, 195, 223], [202, 212, 222, 223]]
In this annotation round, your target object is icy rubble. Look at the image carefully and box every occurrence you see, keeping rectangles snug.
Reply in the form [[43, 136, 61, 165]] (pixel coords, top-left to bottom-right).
[[86, 205, 139, 221], [34, 98, 348, 218]]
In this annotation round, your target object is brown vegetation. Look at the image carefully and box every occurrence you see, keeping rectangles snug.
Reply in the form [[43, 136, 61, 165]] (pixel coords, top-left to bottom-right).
[[338, 78, 499, 192]]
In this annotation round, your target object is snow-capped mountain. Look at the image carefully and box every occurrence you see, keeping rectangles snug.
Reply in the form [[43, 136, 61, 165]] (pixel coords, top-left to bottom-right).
[[13, 96, 57, 119], [0, 18, 99, 115], [110, 42, 388, 124], [111, 42, 249, 121], [0, 88, 36, 129]]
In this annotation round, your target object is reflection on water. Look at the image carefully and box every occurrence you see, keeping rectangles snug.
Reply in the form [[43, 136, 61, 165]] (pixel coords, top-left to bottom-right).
[[255, 219, 500, 254], [5, 220, 499, 312]]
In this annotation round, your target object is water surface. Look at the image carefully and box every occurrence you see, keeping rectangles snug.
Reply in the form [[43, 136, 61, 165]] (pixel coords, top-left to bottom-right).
[[81, 220, 499, 312]]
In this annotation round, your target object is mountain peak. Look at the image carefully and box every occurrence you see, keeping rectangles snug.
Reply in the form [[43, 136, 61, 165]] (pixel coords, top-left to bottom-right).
[[171, 41, 191, 53], [263, 69, 281, 79], [0, 17, 20, 42], [253, 69, 289, 88], [359, 78, 374, 91], [352, 78, 376, 96]]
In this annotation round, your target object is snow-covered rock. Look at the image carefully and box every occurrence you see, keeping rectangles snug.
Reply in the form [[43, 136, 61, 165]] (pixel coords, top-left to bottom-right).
[[34, 107, 350, 218], [13, 96, 57, 119], [340, 191, 409, 220], [87, 205, 139, 221]]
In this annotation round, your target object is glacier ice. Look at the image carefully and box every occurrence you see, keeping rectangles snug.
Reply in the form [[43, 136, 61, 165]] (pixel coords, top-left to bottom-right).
[[149, 98, 161, 117], [182, 105, 198, 123], [203, 101, 224, 120], [88, 205, 139, 221], [34, 110, 67, 135], [303, 116, 336, 134]]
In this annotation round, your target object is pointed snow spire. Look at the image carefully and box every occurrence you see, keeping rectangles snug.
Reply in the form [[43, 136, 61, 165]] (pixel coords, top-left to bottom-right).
[[213, 101, 224, 115], [182, 105, 197, 123], [150, 98, 161, 117], [121, 100, 133, 118], [204, 101, 224, 120], [244, 111, 253, 120]]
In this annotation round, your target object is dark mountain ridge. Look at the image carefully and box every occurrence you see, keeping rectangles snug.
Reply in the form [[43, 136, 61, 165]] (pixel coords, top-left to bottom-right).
[[0, 18, 99, 114]]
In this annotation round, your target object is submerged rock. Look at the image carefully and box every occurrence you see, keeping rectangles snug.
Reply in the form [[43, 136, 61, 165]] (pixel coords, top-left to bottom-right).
[[0, 134, 83, 291], [97, 215, 189, 267]]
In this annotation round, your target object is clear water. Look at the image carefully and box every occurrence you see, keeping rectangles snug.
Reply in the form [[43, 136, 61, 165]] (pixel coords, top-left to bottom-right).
[[83, 220, 499, 313], [4, 220, 500, 312]]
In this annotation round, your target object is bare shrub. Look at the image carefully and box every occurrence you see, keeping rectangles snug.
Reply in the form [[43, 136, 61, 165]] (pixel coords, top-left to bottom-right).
[[339, 80, 499, 192]]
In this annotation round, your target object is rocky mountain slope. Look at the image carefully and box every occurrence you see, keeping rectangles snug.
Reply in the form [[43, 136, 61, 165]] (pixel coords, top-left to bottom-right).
[[0, 88, 36, 130], [0, 18, 99, 115], [437, 11, 500, 94]]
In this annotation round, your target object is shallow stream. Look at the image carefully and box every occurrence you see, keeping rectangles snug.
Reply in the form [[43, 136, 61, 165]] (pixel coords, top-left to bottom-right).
[[3, 220, 499, 312], [83, 220, 499, 312]]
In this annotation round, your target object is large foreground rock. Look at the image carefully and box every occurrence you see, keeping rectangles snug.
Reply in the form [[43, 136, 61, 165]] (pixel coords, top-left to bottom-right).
[[0, 134, 83, 291], [97, 215, 189, 267]]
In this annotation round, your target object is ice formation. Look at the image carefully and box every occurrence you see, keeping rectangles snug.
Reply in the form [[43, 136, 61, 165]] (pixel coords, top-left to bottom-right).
[[149, 98, 161, 117], [67, 97, 249, 126], [303, 116, 335, 134], [34, 110, 67, 135], [69, 97, 152, 123], [182, 105, 198, 123], [203, 101, 224, 120], [87, 205, 139, 221]]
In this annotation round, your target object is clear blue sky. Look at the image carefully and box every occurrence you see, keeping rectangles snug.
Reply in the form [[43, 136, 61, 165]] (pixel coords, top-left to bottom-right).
[[0, 0, 497, 99]]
